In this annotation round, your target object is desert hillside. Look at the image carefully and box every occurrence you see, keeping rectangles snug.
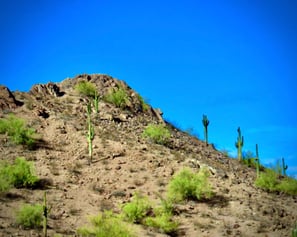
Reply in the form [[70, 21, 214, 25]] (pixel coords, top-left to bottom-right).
[[0, 74, 296, 237]]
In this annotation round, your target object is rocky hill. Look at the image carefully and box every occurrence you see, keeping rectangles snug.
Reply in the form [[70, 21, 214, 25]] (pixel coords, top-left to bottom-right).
[[0, 74, 296, 237]]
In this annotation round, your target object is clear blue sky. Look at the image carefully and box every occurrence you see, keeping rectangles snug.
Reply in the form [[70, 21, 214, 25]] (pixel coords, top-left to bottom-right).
[[1, 0, 296, 177]]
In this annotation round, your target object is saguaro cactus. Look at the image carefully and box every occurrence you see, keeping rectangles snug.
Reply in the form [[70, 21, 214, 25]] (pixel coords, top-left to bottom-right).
[[235, 127, 244, 161], [93, 90, 99, 113], [87, 103, 95, 164], [202, 115, 210, 145], [282, 157, 288, 176], [255, 144, 260, 177]]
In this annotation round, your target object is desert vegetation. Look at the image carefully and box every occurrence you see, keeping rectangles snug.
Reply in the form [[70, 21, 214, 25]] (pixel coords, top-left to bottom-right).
[[0, 74, 296, 236], [142, 123, 171, 145], [0, 157, 39, 192], [104, 86, 130, 108], [0, 114, 38, 149]]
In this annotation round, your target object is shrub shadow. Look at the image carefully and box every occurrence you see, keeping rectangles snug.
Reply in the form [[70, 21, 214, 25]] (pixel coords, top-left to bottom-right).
[[204, 194, 229, 208]]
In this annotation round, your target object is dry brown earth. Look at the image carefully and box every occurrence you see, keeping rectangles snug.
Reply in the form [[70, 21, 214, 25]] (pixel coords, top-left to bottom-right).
[[0, 74, 296, 237]]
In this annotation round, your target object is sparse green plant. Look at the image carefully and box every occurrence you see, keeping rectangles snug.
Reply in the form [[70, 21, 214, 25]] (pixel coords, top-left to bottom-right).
[[0, 157, 38, 191], [0, 114, 37, 149], [77, 210, 135, 237], [255, 168, 297, 195], [242, 150, 259, 168], [75, 80, 97, 98], [202, 114, 209, 144], [122, 192, 152, 224], [16, 203, 43, 229], [167, 167, 213, 203], [235, 127, 244, 161], [142, 123, 170, 145], [0, 164, 12, 192], [104, 86, 130, 108], [255, 169, 279, 192], [276, 176, 297, 195], [145, 212, 178, 234]]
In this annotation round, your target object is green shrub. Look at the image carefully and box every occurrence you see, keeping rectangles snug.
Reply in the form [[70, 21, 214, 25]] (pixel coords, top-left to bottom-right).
[[0, 157, 38, 191], [104, 87, 130, 108], [0, 163, 12, 192], [145, 212, 178, 234], [122, 192, 151, 223], [0, 114, 37, 149], [167, 167, 213, 203], [75, 81, 97, 97], [16, 204, 43, 229], [255, 169, 280, 192], [142, 124, 170, 145], [255, 169, 297, 195], [77, 211, 134, 237]]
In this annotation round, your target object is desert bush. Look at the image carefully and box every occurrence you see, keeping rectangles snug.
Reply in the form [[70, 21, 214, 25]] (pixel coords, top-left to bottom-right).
[[145, 197, 178, 234], [0, 164, 12, 192], [0, 114, 37, 149], [75, 81, 97, 97], [16, 204, 43, 229], [255, 169, 297, 195], [0, 157, 38, 191], [145, 212, 178, 234], [104, 87, 130, 108], [77, 210, 134, 237], [255, 169, 279, 191], [142, 124, 170, 145], [121, 192, 151, 223], [167, 167, 213, 203]]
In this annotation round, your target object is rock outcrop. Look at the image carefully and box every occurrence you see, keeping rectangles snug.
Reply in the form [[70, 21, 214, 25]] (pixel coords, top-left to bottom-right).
[[0, 86, 23, 111]]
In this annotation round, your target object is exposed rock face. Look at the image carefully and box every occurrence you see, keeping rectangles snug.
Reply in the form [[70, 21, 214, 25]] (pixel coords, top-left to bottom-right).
[[0, 86, 23, 110], [29, 82, 64, 98]]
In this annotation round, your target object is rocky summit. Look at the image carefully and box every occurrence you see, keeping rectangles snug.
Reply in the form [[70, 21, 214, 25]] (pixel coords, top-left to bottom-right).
[[0, 74, 296, 237]]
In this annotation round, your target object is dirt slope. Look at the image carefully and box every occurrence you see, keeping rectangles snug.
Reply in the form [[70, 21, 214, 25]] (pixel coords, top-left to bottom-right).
[[0, 74, 296, 237]]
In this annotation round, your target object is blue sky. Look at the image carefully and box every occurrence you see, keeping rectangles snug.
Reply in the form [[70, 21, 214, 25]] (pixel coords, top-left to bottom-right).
[[1, 0, 296, 177]]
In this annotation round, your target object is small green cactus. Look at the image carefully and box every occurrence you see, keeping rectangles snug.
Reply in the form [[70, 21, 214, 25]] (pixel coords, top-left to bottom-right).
[[86, 103, 95, 164], [93, 91, 99, 113], [255, 144, 260, 177], [43, 191, 51, 237], [202, 115, 210, 144], [282, 157, 288, 176], [235, 127, 244, 161]]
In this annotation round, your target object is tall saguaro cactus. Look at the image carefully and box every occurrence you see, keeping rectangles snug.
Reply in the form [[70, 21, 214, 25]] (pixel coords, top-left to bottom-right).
[[87, 103, 95, 164], [202, 115, 210, 145], [255, 144, 260, 177], [282, 157, 288, 176], [235, 127, 244, 161]]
